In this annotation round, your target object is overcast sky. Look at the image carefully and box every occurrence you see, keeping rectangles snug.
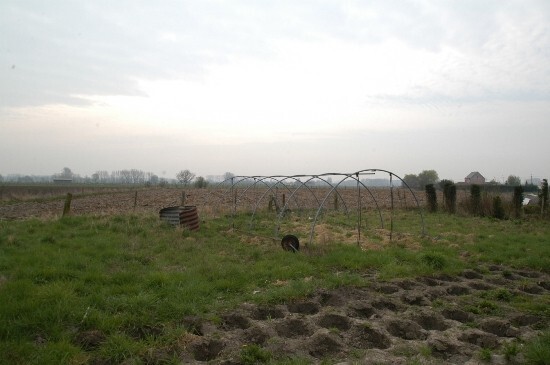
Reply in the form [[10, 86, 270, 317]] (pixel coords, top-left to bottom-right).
[[1, 0, 549, 182]]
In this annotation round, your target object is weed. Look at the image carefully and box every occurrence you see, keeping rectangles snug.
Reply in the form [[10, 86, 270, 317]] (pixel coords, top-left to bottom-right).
[[478, 300, 500, 315], [269, 357, 311, 365], [349, 348, 365, 359], [502, 341, 520, 361], [240, 344, 272, 364], [479, 348, 492, 362], [420, 252, 446, 270], [419, 345, 432, 357], [431, 298, 445, 308], [481, 288, 514, 302], [524, 331, 550, 365]]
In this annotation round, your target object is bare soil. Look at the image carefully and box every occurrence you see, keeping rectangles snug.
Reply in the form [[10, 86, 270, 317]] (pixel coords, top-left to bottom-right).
[[0, 185, 422, 220], [171, 267, 548, 364]]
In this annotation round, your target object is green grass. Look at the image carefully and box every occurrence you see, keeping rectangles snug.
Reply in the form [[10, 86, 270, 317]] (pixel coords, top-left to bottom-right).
[[525, 331, 550, 365], [0, 211, 549, 364]]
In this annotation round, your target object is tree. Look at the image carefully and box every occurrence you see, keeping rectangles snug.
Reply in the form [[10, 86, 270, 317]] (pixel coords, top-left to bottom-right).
[[61, 167, 73, 178], [506, 175, 521, 186], [54, 167, 73, 179], [176, 170, 195, 186], [402, 174, 419, 189], [194, 176, 208, 188], [149, 174, 159, 185], [223, 172, 236, 182], [417, 170, 439, 189], [438, 179, 454, 190]]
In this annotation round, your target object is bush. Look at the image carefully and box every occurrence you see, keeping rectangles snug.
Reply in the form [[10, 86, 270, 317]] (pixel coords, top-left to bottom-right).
[[539, 179, 549, 217], [470, 184, 482, 216], [425, 184, 437, 213], [443, 182, 457, 214], [513, 186, 523, 219], [492, 196, 505, 220]]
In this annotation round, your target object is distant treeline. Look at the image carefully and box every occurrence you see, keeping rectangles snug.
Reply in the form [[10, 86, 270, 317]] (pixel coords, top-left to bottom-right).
[[454, 183, 540, 194], [1, 169, 173, 185]]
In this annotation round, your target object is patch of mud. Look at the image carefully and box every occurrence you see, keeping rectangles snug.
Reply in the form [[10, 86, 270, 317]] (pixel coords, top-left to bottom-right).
[[174, 265, 549, 364], [317, 313, 351, 331], [287, 300, 320, 314], [190, 338, 225, 361], [275, 318, 313, 338], [74, 330, 106, 351], [307, 331, 343, 358]]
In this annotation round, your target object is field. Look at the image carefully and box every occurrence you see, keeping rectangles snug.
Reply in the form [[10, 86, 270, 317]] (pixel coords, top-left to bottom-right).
[[0, 185, 549, 364]]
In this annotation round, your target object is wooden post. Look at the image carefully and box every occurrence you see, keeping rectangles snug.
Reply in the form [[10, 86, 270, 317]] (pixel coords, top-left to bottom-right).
[[62, 193, 72, 217], [282, 193, 286, 208], [133, 191, 138, 210], [268, 195, 274, 211], [181, 191, 186, 207]]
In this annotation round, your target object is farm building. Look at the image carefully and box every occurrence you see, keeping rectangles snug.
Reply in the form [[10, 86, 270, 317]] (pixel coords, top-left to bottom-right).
[[464, 172, 485, 185], [53, 178, 73, 185]]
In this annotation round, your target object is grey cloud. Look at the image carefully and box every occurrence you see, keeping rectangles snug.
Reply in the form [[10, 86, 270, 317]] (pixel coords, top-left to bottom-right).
[[1, 0, 549, 108], [0, 1, 260, 107]]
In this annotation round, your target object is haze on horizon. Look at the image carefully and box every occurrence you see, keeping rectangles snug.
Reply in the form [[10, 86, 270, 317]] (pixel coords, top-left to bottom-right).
[[1, 1, 550, 183]]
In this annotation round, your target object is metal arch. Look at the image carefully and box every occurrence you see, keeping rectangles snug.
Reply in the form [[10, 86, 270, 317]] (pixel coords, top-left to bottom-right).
[[203, 175, 257, 212], [351, 172, 385, 229], [315, 171, 384, 228], [273, 175, 327, 237], [338, 172, 385, 241], [307, 171, 389, 247], [313, 173, 351, 216], [247, 175, 309, 230], [308, 173, 357, 247], [356, 169, 426, 236], [228, 176, 276, 229], [201, 168, 425, 244]]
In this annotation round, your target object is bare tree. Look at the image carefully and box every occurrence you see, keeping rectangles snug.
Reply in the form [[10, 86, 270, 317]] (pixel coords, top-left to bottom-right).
[[223, 172, 236, 181], [176, 169, 195, 186]]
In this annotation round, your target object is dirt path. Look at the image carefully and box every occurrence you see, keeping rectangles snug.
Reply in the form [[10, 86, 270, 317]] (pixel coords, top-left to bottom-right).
[[171, 266, 549, 364]]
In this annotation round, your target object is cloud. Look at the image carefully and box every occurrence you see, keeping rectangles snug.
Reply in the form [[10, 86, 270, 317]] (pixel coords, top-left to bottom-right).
[[1, 0, 549, 110]]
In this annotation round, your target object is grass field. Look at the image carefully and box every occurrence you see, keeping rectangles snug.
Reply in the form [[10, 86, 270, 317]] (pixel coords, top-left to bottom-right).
[[0, 209, 549, 364]]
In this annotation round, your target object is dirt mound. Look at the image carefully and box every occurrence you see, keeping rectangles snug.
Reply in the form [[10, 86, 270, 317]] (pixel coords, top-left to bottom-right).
[[176, 266, 549, 364]]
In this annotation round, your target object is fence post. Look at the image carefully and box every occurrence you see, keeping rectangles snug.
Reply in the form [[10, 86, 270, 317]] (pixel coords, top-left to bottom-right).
[[133, 191, 138, 210], [62, 193, 72, 217]]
